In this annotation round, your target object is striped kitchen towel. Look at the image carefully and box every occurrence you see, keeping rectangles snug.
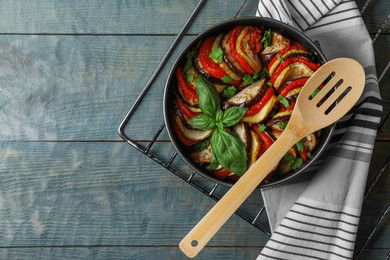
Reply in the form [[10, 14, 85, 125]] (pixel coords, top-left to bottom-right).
[[256, 0, 383, 259]]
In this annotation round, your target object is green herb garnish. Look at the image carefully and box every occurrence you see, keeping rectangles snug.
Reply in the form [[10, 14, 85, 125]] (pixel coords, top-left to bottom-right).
[[209, 47, 224, 64], [283, 153, 294, 163], [278, 95, 290, 108], [188, 77, 248, 175], [221, 75, 233, 83], [267, 81, 273, 87], [311, 88, 320, 98], [222, 86, 237, 100], [296, 140, 304, 152], [261, 29, 272, 47], [186, 72, 194, 83], [184, 47, 196, 72], [291, 158, 303, 171], [279, 122, 287, 130], [258, 124, 267, 132], [243, 74, 253, 86], [277, 54, 284, 62]]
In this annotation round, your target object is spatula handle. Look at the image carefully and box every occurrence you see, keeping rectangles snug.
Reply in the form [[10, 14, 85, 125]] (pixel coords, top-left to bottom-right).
[[179, 130, 298, 258]]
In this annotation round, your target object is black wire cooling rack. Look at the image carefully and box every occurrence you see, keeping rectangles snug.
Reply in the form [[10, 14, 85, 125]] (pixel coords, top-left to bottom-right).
[[118, 0, 390, 258]]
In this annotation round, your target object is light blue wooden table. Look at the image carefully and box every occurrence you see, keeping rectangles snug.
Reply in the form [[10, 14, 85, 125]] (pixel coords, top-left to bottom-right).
[[0, 0, 388, 259]]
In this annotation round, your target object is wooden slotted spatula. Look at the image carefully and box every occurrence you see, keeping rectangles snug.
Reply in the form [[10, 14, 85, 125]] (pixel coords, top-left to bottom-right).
[[179, 58, 365, 258]]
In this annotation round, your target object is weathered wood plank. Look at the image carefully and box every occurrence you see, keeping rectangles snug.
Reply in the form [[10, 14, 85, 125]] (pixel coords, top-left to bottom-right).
[[0, 141, 387, 249], [0, 0, 384, 35], [0, 34, 389, 142], [0, 141, 269, 246], [0, 247, 388, 260], [0, 0, 257, 35]]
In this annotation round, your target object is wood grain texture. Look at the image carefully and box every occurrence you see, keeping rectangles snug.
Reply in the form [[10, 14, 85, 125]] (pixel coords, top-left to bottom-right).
[[0, 0, 384, 34], [0, 33, 388, 142], [0, 141, 268, 246], [0, 0, 387, 259], [0, 247, 388, 260]]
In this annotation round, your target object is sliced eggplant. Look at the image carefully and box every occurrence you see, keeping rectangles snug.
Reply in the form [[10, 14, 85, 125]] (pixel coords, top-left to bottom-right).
[[285, 86, 303, 104], [268, 48, 310, 76], [273, 61, 315, 89], [303, 133, 319, 152], [222, 79, 266, 109], [277, 148, 297, 175], [190, 139, 212, 164], [249, 129, 261, 167], [212, 34, 242, 81], [236, 26, 263, 73], [243, 95, 277, 123], [266, 110, 292, 131], [221, 31, 247, 76], [261, 32, 290, 57], [232, 122, 251, 150], [173, 114, 214, 141]]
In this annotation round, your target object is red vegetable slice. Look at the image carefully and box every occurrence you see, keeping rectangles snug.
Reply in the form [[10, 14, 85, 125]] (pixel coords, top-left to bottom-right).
[[229, 26, 255, 74], [252, 125, 274, 157], [279, 77, 309, 96], [175, 97, 200, 121], [245, 86, 274, 116], [198, 36, 229, 79], [270, 57, 320, 84], [175, 67, 198, 105], [214, 168, 231, 179], [267, 46, 309, 75], [236, 26, 263, 73], [172, 120, 198, 146]]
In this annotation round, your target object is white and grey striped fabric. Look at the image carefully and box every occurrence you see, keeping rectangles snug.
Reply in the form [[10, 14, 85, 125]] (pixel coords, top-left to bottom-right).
[[256, 0, 383, 259]]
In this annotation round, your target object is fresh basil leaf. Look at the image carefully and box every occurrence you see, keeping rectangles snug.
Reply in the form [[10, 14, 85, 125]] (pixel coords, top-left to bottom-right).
[[282, 153, 294, 163], [215, 110, 224, 130], [207, 148, 219, 171], [195, 76, 220, 118], [186, 72, 194, 83], [290, 158, 303, 171], [258, 124, 266, 132], [221, 75, 233, 83], [278, 95, 290, 108], [261, 29, 272, 47], [183, 47, 196, 72], [209, 47, 223, 64], [296, 140, 304, 152], [222, 86, 237, 100], [211, 129, 247, 175], [279, 122, 287, 130], [193, 138, 211, 152], [243, 74, 253, 86], [187, 114, 216, 130], [221, 107, 248, 128]]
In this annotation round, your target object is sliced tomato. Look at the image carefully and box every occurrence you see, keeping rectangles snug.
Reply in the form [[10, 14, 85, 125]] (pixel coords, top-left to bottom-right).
[[245, 86, 274, 116], [229, 26, 255, 74], [270, 57, 320, 85], [290, 40, 307, 51], [172, 120, 198, 146], [252, 125, 274, 157], [267, 46, 309, 74], [279, 77, 309, 96], [214, 168, 231, 179], [175, 67, 197, 103], [198, 36, 229, 79], [300, 149, 308, 161], [279, 103, 295, 112], [236, 26, 263, 73], [175, 97, 200, 120]]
